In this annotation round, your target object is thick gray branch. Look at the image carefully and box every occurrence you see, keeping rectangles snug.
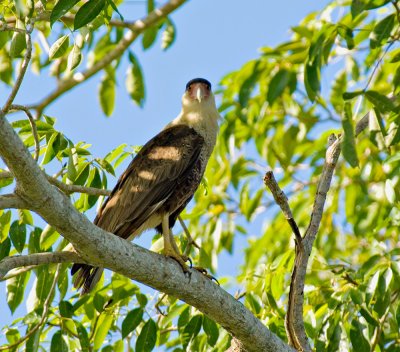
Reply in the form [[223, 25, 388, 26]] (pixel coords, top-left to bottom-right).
[[0, 101, 293, 352], [0, 252, 84, 280]]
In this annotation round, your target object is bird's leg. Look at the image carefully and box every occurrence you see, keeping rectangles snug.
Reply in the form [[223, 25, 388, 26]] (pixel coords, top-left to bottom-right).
[[162, 215, 189, 272]]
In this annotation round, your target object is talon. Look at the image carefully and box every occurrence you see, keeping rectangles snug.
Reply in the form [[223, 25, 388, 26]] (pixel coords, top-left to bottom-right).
[[193, 266, 220, 285]]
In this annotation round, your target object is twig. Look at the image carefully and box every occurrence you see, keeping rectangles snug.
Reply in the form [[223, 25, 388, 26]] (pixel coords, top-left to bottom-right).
[[2, 23, 33, 113], [155, 292, 168, 316], [29, 0, 188, 114], [263, 171, 302, 246], [0, 252, 85, 280], [0, 265, 36, 281], [370, 307, 390, 351], [10, 104, 40, 161], [0, 193, 29, 210], [48, 176, 111, 196], [178, 215, 200, 257], [0, 170, 112, 196], [0, 265, 61, 351], [0, 23, 26, 34]]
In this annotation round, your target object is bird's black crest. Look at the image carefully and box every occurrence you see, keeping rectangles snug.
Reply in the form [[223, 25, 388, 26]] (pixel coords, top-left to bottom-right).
[[185, 78, 211, 91]]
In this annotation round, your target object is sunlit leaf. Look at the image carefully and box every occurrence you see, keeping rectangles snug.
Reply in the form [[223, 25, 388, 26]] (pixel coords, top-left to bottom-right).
[[94, 313, 114, 350], [7, 271, 30, 313], [50, 0, 80, 26], [342, 103, 359, 167], [49, 35, 70, 60], [370, 14, 395, 49], [74, 0, 106, 30], [126, 52, 145, 107]]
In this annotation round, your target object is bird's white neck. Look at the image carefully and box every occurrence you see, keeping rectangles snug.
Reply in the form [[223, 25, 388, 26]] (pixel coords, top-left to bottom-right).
[[167, 95, 220, 149]]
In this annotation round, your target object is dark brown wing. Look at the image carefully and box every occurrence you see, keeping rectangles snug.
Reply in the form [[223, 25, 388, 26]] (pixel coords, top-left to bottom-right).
[[94, 124, 204, 239]]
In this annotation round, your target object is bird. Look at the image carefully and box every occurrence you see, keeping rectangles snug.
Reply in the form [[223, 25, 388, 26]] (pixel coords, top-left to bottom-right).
[[71, 78, 220, 294]]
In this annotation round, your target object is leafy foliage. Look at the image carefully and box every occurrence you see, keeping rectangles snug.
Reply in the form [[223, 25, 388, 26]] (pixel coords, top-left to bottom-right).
[[1, 0, 400, 351]]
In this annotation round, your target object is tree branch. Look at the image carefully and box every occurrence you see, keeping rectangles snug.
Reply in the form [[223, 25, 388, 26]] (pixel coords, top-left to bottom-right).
[[2, 23, 33, 113], [10, 104, 40, 161], [48, 176, 111, 196], [0, 170, 111, 196], [284, 113, 370, 350], [0, 91, 294, 352], [0, 193, 29, 210], [29, 0, 188, 114], [0, 251, 85, 280], [263, 171, 302, 245]]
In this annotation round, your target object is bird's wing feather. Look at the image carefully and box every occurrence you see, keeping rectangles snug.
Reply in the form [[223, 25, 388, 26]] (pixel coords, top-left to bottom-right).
[[94, 125, 204, 238]]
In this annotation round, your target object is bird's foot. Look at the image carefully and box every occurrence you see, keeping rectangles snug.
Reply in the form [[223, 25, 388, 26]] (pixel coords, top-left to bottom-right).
[[193, 266, 220, 285], [165, 250, 191, 274]]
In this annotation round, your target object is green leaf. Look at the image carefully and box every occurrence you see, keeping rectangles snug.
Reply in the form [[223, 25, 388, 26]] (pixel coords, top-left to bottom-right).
[[42, 132, 59, 165], [342, 103, 359, 167], [203, 316, 219, 347], [349, 288, 363, 305], [6, 328, 20, 344], [9, 220, 26, 253], [74, 0, 106, 31], [99, 72, 116, 117], [304, 60, 320, 102], [50, 0, 80, 26], [351, 0, 366, 19], [18, 209, 33, 225], [40, 225, 59, 250], [135, 319, 157, 352], [36, 266, 53, 304], [343, 90, 364, 100], [126, 52, 145, 107], [10, 31, 26, 58], [59, 301, 74, 318], [49, 35, 70, 60], [68, 44, 82, 71], [0, 237, 11, 261], [94, 313, 114, 350], [0, 210, 12, 242], [50, 331, 68, 352], [121, 308, 143, 338], [370, 14, 395, 49], [365, 90, 396, 113], [181, 315, 203, 348], [349, 320, 370, 352], [162, 18, 176, 50], [359, 307, 379, 326], [337, 25, 354, 50], [7, 271, 30, 313], [267, 69, 292, 105], [75, 321, 90, 352], [74, 163, 90, 186], [142, 27, 158, 50], [107, 0, 124, 20]]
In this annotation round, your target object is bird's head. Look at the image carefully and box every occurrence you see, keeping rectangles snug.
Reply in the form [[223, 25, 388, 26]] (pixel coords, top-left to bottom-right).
[[182, 78, 217, 112]]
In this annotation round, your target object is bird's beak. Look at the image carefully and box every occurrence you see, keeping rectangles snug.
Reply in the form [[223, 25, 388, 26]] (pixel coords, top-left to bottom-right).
[[196, 86, 203, 102]]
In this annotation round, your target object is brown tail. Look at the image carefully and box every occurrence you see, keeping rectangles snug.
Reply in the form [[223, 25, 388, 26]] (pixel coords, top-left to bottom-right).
[[71, 264, 104, 294]]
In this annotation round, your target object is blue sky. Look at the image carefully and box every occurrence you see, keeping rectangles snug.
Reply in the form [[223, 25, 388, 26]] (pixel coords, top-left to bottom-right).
[[1, 0, 330, 345]]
